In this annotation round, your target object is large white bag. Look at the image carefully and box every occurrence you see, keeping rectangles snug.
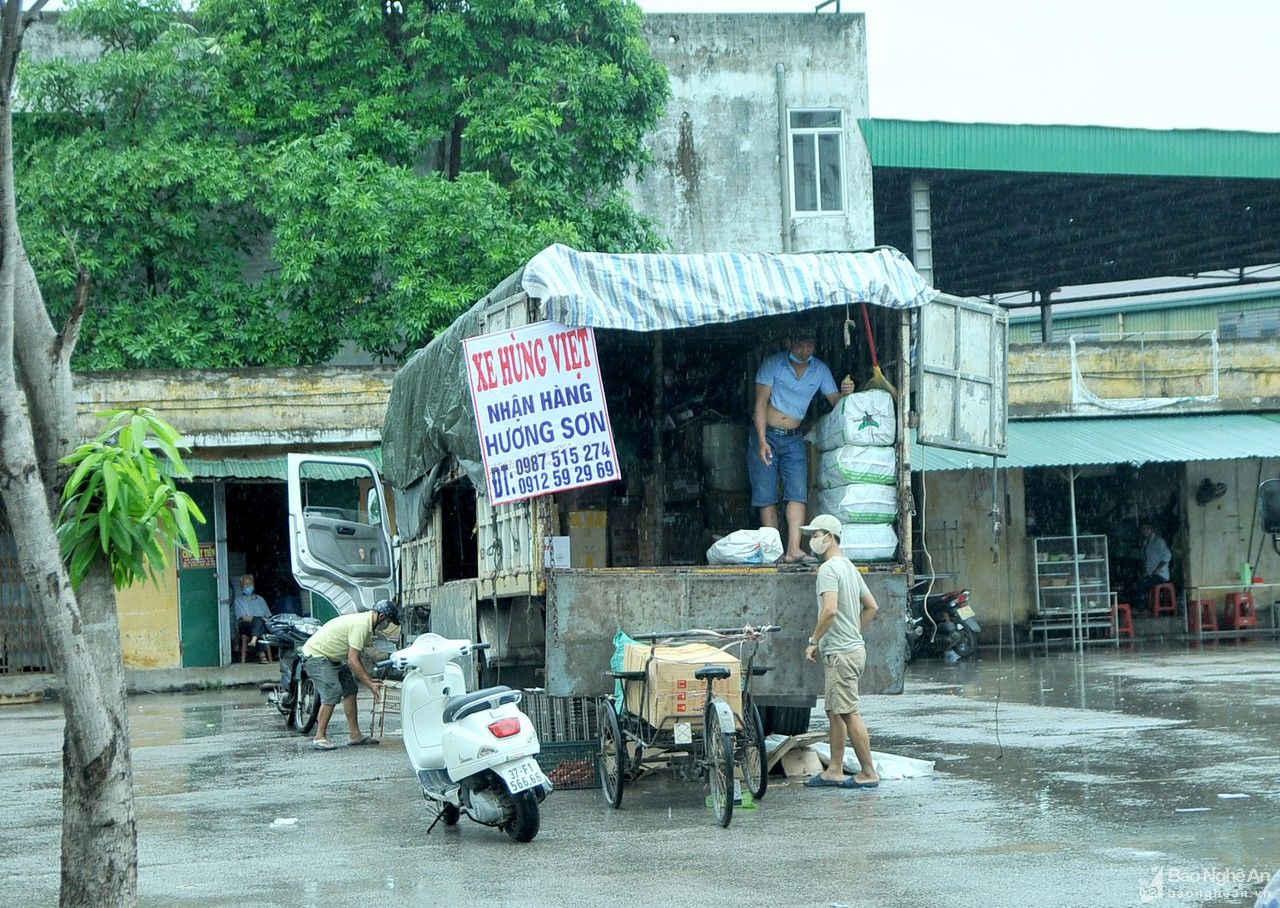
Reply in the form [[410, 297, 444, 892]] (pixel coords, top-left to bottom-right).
[[706, 527, 784, 565], [817, 446, 897, 489], [816, 484, 897, 525], [839, 524, 898, 562], [807, 390, 896, 451]]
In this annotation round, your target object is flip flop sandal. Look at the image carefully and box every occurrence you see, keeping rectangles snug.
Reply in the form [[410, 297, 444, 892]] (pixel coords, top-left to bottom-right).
[[348, 736, 380, 747], [804, 776, 844, 788], [312, 739, 337, 751], [842, 778, 880, 789]]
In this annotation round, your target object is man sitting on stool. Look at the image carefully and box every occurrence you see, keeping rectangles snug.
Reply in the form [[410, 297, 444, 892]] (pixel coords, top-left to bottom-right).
[[233, 574, 273, 663], [1138, 521, 1171, 614]]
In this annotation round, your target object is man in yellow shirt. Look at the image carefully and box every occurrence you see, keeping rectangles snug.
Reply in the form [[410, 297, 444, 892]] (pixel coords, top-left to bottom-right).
[[302, 601, 399, 751]]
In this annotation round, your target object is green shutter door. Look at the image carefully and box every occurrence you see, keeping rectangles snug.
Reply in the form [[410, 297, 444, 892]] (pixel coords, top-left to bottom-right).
[[178, 483, 221, 667]]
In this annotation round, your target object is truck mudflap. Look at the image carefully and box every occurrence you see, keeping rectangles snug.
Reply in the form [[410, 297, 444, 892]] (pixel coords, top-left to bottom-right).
[[544, 568, 908, 699]]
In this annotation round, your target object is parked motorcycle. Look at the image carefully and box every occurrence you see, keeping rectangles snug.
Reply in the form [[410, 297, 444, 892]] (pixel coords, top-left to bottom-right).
[[264, 613, 323, 733], [378, 633, 550, 843], [907, 582, 981, 662]]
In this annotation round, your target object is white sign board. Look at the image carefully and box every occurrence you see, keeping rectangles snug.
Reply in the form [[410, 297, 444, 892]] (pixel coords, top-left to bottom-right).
[[464, 320, 620, 506]]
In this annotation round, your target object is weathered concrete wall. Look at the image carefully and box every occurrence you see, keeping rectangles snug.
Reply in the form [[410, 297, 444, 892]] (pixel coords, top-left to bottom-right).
[[1182, 457, 1280, 607], [116, 552, 181, 669], [75, 367, 394, 448], [23, 13, 98, 66], [634, 14, 873, 253], [919, 467, 1033, 636], [1010, 339, 1280, 417]]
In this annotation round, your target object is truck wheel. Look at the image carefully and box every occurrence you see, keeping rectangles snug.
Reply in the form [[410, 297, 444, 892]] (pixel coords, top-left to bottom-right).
[[762, 706, 812, 737]]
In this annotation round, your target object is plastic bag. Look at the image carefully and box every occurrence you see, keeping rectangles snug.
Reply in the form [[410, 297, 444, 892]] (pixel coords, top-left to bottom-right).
[[816, 484, 897, 525], [706, 527, 784, 565], [817, 445, 897, 489], [807, 390, 896, 451], [838, 524, 898, 562]]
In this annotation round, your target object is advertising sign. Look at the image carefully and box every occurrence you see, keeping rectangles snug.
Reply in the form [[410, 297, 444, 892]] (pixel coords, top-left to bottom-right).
[[464, 320, 620, 506]]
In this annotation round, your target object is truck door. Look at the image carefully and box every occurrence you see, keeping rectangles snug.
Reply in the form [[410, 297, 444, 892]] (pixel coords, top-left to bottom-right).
[[286, 453, 394, 615], [914, 293, 1009, 456]]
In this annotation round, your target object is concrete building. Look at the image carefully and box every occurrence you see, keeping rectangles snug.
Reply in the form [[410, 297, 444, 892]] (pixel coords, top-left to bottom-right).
[[0, 368, 394, 674], [632, 13, 874, 254]]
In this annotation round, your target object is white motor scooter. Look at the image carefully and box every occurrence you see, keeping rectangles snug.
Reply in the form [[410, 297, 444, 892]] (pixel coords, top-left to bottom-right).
[[380, 633, 550, 842]]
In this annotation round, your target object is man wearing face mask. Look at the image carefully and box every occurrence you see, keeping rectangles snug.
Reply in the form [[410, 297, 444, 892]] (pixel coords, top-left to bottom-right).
[[233, 573, 274, 664], [749, 328, 854, 563], [800, 514, 881, 789]]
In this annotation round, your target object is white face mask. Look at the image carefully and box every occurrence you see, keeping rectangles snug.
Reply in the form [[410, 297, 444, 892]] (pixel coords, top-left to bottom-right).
[[809, 533, 832, 556]]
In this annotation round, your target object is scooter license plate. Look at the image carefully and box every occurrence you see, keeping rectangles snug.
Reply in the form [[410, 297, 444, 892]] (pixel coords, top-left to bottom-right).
[[956, 605, 976, 620], [496, 758, 548, 795]]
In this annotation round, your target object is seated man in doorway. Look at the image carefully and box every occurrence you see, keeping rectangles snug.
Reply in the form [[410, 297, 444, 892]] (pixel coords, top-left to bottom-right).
[[749, 326, 853, 563], [233, 574, 273, 663], [1137, 520, 1171, 614]]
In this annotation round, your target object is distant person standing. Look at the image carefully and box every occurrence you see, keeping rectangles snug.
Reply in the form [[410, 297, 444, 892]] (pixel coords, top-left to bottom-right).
[[749, 328, 853, 563], [799, 514, 880, 789], [1138, 520, 1172, 613], [233, 574, 273, 663]]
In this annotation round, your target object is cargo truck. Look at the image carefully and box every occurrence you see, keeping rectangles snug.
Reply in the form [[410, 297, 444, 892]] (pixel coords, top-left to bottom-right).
[[286, 244, 1007, 734]]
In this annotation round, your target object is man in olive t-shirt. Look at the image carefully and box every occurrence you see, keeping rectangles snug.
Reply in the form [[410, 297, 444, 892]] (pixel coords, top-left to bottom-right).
[[302, 602, 399, 751], [801, 514, 881, 788]]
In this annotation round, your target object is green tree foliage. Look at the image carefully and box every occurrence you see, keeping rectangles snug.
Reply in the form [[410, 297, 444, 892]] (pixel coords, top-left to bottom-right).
[[18, 0, 668, 367], [57, 408, 205, 590]]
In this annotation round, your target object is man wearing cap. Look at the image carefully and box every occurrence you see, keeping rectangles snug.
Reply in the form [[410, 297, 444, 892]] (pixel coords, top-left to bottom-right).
[[302, 601, 399, 751], [750, 330, 854, 563], [800, 514, 881, 789]]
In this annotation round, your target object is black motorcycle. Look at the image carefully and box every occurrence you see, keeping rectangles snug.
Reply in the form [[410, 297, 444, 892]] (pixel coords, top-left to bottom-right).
[[264, 613, 323, 733], [907, 582, 981, 662]]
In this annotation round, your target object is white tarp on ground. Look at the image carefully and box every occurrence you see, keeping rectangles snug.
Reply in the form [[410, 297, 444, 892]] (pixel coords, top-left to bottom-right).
[[765, 735, 935, 779]]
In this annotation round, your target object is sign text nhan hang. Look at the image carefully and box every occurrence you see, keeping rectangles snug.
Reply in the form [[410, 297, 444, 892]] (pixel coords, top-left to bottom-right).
[[464, 320, 619, 506]]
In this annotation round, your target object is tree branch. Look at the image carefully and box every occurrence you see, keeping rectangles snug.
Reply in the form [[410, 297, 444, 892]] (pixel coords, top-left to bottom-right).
[[57, 266, 88, 362], [21, 0, 51, 30]]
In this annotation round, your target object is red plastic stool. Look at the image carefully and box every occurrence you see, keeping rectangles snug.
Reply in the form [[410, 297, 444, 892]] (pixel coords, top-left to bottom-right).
[[1149, 583, 1177, 617], [1225, 592, 1258, 631], [1111, 602, 1135, 639], [1187, 599, 1218, 633]]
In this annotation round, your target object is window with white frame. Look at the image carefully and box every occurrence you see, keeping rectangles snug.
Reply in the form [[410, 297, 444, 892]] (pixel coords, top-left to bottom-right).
[[789, 109, 844, 214]]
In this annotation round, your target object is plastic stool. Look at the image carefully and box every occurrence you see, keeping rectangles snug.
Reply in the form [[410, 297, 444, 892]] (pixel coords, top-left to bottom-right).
[[1111, 602, 1135, 639], [1149, 583, 1177, 617], [1187, 599, 1218, 633], [1224, 592, 1258, 631]]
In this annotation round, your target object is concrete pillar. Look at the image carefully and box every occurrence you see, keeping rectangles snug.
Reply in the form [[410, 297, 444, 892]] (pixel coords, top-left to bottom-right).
[[1039, 290, 1054, 344]]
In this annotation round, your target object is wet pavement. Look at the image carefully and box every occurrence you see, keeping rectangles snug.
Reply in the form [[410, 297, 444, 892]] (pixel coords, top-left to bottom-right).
[[2, 642, 1278, 907]]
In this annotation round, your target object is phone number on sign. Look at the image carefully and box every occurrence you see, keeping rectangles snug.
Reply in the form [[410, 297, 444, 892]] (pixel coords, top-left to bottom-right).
[[493, 458, 617, 500], [511, 443, 612, 478]]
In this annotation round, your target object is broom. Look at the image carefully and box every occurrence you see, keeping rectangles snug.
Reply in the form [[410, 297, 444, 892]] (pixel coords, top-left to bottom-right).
[[857, 302, 897, 398]]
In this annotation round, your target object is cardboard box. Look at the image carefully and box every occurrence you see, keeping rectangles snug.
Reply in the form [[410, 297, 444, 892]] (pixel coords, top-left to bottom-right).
[[622, 642, 742, 730], [568, 510, 608, 569]]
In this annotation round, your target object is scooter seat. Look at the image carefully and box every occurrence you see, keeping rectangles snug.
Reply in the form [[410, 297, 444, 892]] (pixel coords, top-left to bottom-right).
[[442, 686, 520, 724]]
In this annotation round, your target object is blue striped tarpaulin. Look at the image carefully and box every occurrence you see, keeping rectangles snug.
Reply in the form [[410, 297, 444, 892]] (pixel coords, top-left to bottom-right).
[[521, 244, 937, 332]]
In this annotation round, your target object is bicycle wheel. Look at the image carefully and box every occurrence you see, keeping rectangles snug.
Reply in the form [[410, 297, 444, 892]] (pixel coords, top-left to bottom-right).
[[599, 701, 625, 809], [703, 700, 735, 828], [736, 696, 768, 800]]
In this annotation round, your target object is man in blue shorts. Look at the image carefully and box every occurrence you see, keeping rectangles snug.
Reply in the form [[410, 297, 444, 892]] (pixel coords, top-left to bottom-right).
[[750, 328, 852, 563]]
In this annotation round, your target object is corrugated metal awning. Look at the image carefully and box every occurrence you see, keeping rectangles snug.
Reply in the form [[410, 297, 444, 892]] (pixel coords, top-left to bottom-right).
[[182, 449, 382, 481], [860, 118, 1280, 179], [521, 244, 937, 333], [915, 414, 1280, 471]]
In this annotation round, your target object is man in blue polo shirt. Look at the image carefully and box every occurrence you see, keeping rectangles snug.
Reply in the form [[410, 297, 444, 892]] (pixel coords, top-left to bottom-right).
[[750, 327, 852, 563]]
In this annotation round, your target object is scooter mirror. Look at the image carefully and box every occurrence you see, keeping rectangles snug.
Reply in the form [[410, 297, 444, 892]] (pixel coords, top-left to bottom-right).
[[1261, 479, 1280, 534]]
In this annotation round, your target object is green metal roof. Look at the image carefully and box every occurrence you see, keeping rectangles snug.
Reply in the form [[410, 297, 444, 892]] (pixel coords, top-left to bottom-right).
[[182, 449, 382, 481], [915, 414, 1280, 471], [1007, 286, 1280, 323], [861, 119, 1280, 179]]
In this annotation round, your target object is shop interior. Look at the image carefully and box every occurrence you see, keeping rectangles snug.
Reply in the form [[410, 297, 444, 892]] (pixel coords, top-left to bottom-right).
[[1022, 462, 1183, 609], [224, 481, 303, 616], [438, 306, 905, 574]]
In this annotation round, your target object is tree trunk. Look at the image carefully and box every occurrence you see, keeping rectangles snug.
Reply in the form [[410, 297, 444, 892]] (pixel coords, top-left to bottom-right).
[[0, 3, 138, 905]]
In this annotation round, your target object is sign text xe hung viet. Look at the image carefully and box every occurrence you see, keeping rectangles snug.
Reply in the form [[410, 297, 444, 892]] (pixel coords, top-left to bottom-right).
[[464, 320, 620, 506]]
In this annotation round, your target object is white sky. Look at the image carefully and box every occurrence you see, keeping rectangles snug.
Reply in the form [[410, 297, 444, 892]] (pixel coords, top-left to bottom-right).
[[639, 0, 1280, 133]]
